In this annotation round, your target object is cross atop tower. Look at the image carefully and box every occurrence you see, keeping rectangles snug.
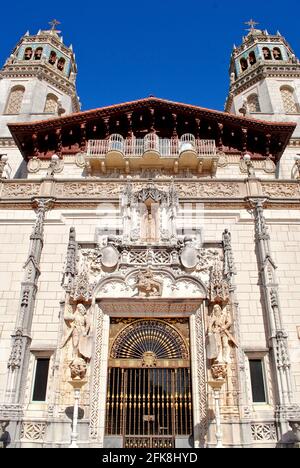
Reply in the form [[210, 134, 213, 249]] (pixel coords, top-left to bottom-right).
[[49, 19, 61, 31], [245, 18, 259, 32]]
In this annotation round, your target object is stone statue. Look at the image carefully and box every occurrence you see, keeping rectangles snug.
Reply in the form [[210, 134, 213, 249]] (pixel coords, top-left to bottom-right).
[[61, 303, 92, 361], [207, 305, 236, 364], [141, 209, 158, 242], [135, 268, 162, 297], [69, 357, 87, 380], [0, 421, 10, 448]]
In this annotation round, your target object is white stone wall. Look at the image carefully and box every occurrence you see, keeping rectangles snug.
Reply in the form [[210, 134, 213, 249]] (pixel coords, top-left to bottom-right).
[[0, 205, 299, 412]]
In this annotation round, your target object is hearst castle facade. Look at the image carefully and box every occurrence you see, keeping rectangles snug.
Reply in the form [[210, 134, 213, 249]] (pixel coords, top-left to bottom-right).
[[0, 22, 300, 449]]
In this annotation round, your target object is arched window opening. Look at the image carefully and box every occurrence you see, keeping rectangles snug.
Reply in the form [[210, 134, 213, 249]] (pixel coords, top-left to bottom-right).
[[49, 51, 57, 65], [23, 47, 32, 60], [44, 93, 59, 113], [34, 47, 43, 60], [262, 47, 271, 60], [57, 57, 65, 72], [273, 47, 282, 60], [247, 94, 261, 112], [240, 58, 248, 72], [108, 134, 124, 152], [249, 51, 257, 66], [280, 86, 298, 113], [5, 85, 25, 114]]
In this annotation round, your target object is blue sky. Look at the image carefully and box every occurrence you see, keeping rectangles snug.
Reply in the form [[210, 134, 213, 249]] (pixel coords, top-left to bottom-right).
[[1, 0, 300, 111]]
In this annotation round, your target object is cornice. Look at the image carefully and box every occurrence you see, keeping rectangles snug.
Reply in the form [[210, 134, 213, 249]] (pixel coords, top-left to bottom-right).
[[0, 63, 79, 104], [0, 137, 17, 147], [230, 64, 300, 97]]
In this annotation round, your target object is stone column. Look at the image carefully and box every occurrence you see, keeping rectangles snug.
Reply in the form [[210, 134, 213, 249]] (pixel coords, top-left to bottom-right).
[[2, 199, 53, 430], [250, 198, 299, 435], [89, 305, 109, 447], [222, 230, 252, 444], [189, 305, 207, 448]]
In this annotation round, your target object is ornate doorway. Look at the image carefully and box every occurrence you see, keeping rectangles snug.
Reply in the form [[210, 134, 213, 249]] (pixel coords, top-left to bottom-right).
[[105, 319, 193, 448]]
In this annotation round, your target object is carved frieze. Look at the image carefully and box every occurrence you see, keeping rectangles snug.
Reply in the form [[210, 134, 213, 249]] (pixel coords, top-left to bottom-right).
[[176, 182, 240, 198], [55, 182, 122, 197], [261, 182, 299, 198], [2, 183, 40, 197]]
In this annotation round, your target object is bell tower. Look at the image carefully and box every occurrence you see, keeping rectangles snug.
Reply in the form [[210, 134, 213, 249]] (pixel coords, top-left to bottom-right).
[[0, 20, 80, 176], [225, 20, 300, 177]]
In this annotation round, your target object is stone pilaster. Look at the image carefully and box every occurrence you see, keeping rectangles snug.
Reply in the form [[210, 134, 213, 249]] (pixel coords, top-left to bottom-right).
[[250, 198, 300, 435], [222, 230, 252, 445], [3, 198, 53, 415], [62, 227, 77, 293]]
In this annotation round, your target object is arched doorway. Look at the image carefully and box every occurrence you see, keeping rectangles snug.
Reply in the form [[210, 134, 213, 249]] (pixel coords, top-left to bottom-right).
[[105, 319, 193, 448]]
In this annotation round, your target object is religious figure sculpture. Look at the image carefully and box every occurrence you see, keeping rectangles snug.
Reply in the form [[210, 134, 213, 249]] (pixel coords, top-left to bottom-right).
[[0, 421, 10, 448], [207, 304, 236, 364], [141, 207, 158, 243], [135, 268, 162, 297], [61, 303, 92, 379], [69, 357, 87, 380]]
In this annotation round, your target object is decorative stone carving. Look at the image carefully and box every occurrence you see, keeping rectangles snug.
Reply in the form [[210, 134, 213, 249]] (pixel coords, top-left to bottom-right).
[[251, 423, 277, 441], [20, 421, 47, 441], [100, 245, 119, 269], [142, 351, 157, 368], [207, 304, 237, 365], [209, 254, 229, 304], [75, 152, 86, 168], [55, 182, 122, 197], [0, 421, 10, 448], [2, 183, 40, 197], [62, 227, 77, 292], [69, 357, 87, 380], [289, 420, 300, 442], [176, 182, 240, 198], [222, 229, 236, 280], [211, 363, 228, 380], [7, 329, 23, 370], [71, 261, 94, 302], [135, 268, 163, 297], [195, 309, 208, 447], [61, 303, 92, 361], [89, 307, 104, 441], [27, 157, 41, 173], [180, 245, 199, 269], [261, 182, 299, 198]]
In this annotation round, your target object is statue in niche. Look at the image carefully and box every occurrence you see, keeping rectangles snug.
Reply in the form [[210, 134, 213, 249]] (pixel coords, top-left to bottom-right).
[[207, 304, 236, 364], [135, 267, 162, 297], [141, 205, 159, 243], [61, 303, 92, 379]]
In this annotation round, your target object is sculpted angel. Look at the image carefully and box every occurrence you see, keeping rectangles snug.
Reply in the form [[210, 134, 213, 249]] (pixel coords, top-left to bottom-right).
[[61, 303, 92, 361]]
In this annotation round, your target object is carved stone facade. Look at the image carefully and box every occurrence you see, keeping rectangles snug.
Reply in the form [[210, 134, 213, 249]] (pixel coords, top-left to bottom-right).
[[0, 22, 300, 450]]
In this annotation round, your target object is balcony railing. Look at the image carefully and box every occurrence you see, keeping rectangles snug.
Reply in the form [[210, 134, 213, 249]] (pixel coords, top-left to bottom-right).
[[87, 133, 216, 159]]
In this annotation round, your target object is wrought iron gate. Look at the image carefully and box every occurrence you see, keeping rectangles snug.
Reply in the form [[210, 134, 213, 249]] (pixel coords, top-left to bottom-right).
[[105, 320, 193, 448]]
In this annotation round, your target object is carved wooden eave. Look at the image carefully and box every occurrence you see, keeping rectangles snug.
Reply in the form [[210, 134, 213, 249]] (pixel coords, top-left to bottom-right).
[[7, 97, 296, 162]]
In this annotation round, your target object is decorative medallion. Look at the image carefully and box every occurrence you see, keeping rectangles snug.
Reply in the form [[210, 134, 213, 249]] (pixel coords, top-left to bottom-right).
[[100, 245, 119, 268], [27, 157, 41, 173], [180, 246, 199, 269]]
